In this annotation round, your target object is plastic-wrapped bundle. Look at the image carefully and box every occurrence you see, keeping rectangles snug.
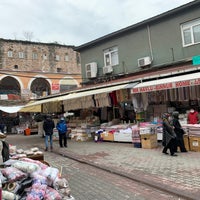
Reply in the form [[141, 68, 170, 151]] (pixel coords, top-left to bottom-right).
[[0, 170, 7, 183], [1, 167, 27, 182], [2, 190, 19, 200], [53, 177, 71, 197], [44, 186, 62, 200], [40, 167, 59, 186], [12, 160, 40, 173], [20, 158, 48, 170], [26, 174, 48, 200]]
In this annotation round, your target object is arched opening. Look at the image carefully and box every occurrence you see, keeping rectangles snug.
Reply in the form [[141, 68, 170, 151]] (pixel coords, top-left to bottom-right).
[[0, 76, 21, 96], [60, 78, 78, 92], [30, 78, 50, 98]]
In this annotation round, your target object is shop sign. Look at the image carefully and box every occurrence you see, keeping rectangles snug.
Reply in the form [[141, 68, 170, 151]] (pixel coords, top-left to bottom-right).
[[132, 83, 173, 93], [52, 83, 60, 90], [132, 78, 200, 93], [192, 55, 200, 65], [51, 83, 60, 94]]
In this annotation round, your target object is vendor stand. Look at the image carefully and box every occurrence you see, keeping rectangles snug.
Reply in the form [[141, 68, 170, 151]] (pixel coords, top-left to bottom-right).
[[0, 133, 75, 200]]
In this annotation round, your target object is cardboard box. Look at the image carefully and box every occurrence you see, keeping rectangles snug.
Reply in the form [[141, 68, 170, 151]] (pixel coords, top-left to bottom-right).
[[141, 134, 158, 149], [189, 136, 200, 152], [183, 135, 190, 151], [101, 132, 114, 141]]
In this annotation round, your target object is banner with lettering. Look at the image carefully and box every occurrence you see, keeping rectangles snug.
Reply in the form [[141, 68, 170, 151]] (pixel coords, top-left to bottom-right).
[[131, 78, 200, 93]]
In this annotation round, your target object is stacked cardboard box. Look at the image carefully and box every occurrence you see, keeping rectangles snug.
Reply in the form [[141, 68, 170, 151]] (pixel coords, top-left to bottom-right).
[[141, 134, 158, 149], [186, 125, 200, 152], [189, 136, 200, 152]]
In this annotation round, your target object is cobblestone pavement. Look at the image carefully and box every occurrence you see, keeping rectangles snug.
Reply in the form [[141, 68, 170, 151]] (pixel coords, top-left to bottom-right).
[[6, 134, 200, 200]]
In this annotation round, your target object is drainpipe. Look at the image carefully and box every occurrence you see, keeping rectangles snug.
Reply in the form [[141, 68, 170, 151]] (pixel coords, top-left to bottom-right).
[[147, 25, 153, 62]]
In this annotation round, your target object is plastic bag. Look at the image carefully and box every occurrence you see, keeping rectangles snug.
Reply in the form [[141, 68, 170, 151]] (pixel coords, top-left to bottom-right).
[[1, 166, 27, 182], [44, 186, 62, 200], [40, 167, 59, 186], [12, 160, 40, 173], [20, 158, 48, 170]]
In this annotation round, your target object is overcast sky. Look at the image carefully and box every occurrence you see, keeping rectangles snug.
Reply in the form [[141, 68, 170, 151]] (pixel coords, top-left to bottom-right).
[[0, 0, 193, 46]]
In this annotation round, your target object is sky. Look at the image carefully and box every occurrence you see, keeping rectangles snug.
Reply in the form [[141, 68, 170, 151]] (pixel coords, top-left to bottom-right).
[[0, 0, 194, 46]]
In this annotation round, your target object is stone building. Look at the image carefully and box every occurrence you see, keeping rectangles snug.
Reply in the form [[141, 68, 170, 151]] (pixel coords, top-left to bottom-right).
[[0, 38, 82, 102]]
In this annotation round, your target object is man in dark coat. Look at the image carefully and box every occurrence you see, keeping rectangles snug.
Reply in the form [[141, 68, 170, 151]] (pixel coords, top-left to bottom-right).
[[162, 113, 177, 156], [172, 111, 187, 152], [43, 114, 55, 151]]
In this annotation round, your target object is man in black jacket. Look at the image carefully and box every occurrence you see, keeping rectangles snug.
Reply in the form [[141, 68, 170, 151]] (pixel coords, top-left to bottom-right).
[[43, 115, 55, 151]]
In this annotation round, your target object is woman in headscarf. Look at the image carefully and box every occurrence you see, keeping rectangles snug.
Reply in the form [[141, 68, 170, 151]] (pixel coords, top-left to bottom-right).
[[162, 113, 177, 156], [172, 111, 187, 152]]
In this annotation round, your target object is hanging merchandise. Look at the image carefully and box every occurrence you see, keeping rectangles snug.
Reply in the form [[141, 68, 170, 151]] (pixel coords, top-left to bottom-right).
[[94, 93, 111, 108], [109, 91, 118, 106], [141, 93, 148, 111], [116, 89, 129, 103], [132, 94, 144, 112]]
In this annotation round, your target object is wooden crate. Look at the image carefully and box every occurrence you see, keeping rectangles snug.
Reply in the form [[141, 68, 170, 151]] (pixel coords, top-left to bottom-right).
[[141, 134, 158, 149], [189, 136, 200, 152]]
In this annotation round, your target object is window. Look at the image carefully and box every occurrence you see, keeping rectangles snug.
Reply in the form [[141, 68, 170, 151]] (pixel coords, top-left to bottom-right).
[[65, 53, 69, 61], [103, 46, 119, 67], [55, 55, 60, 61], [43, 54, 47, 60], [18, 52, 24, 59], [57, 67, 62, 72], [14, 65, 18, 69], [32, 52, 38, 59], [181, 18, 200, 46], [8, 50, 13, 58]]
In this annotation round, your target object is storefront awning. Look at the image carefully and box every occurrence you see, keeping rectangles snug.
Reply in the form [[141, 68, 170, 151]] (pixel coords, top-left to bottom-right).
[[25, 82, 138, 107], [61, 82, 137, 101], [19, 104, 41, 112], [22, 95, 64, 107], [131, 72, 200, 93], [0, 106, 23, 113]]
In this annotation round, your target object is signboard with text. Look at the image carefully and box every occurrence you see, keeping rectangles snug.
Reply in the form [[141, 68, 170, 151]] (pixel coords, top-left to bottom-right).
[[131, 78, 200, 93], [51, 83, 60, 94], [192, 55, 200, 65]]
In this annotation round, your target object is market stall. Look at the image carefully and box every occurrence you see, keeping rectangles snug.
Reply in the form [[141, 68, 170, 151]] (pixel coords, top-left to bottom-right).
[[0, 134, 75, 200]]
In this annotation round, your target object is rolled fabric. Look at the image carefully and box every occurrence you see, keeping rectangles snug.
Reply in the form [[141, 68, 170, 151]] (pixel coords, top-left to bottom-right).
[[7, 182, 17, 191], [2, 183, 8, 190], [7, 182, 20, 193]]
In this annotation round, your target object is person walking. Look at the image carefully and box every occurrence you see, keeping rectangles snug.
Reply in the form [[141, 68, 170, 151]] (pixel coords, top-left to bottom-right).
[[162, 113, 177, 156], [172, 111, 187, 152], [43, 114, 55, 151], [56, 117, 68, 148]]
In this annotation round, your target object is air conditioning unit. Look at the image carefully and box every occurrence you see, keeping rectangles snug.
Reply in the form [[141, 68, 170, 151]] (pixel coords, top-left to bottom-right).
[[103, 65, 113, 74], [85, 62, 97, 78], [138, 56, 152, 67]]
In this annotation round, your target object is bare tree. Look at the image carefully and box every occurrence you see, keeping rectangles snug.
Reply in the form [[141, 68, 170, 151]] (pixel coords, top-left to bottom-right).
[[23, 31, 34, 41], [12, 32, 18, 40]]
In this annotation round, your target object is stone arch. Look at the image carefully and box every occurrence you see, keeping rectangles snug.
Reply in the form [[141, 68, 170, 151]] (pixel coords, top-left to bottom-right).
[[28, 75, 52, 98], [0, 75, 23, 95], [59, 76, 79, 92]]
